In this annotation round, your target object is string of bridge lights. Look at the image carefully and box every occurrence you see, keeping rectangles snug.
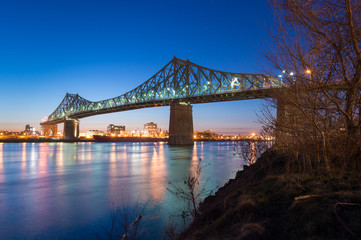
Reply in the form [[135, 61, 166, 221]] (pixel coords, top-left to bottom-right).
[[278, 69, 312, 80]]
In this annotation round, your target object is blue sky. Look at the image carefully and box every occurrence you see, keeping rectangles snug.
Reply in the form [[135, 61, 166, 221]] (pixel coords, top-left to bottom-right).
[[0, 0, 274, 134]]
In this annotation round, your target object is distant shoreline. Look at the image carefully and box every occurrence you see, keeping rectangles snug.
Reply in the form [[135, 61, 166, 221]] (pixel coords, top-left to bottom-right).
[[0, 138, 271, 143], [0, 138, 95, 143]]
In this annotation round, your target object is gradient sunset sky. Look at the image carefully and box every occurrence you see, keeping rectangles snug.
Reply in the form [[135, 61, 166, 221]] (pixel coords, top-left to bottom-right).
[[0, 0, 275, 134]]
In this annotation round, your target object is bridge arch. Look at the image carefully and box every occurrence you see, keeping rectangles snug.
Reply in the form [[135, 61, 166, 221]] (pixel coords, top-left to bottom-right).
[[42, 124, 58, 137]]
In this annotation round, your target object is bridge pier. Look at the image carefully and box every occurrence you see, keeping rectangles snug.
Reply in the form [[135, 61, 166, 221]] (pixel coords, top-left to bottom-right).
[[276, 95, 306, 141], [42, 124, 58, 136], [275, 96, 287, 141], [168, 102, 194, 145], [64, 119, 79, 140]]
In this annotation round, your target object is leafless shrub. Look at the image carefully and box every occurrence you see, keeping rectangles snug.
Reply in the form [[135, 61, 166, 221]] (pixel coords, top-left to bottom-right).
[[163, 217, 177, 240], [166, 158, 213, 237], [96, 200, 148, 240], [167, 159, 212, 219], [233, 141, 270, 166]]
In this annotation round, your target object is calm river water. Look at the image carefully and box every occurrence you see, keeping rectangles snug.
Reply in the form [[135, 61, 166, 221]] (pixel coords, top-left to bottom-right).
[[0, 142, 247, 239]]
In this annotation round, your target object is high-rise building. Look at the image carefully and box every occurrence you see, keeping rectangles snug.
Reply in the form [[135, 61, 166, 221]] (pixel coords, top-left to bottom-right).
[[107, 124, 125, 135], [25, 124, 37, 135], [25, 124, 31, 133], [144, 122, 158, 137]]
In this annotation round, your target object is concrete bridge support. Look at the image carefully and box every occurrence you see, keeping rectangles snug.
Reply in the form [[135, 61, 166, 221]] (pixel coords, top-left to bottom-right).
[[42, 124, 58, 136], [64, 119, 79, 140], [276, 97, 286, 127], [275, 96, 287, 141], [276, 95, 307, 142], [168, 102, 194, 145]]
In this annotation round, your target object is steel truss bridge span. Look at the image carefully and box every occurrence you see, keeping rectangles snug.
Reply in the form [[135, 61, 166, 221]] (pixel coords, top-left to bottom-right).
[[43, 57, 282, 125]]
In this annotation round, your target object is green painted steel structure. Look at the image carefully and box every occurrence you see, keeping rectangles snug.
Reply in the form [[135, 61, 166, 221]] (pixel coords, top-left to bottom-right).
[[42, 57, 283, 125]]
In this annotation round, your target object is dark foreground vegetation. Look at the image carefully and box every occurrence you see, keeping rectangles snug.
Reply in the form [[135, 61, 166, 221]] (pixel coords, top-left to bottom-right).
[[179, 149, 361, 240]]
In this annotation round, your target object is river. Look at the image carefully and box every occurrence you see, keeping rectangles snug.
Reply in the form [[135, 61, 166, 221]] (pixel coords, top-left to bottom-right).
[[0, 141, 250, 239]]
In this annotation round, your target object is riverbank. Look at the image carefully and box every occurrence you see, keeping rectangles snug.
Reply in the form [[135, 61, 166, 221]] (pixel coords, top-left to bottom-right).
[[179, 150, 361, 240]]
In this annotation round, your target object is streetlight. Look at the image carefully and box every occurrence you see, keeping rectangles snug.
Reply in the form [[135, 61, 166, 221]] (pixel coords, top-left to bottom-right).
[[305, 69, 312, 83]]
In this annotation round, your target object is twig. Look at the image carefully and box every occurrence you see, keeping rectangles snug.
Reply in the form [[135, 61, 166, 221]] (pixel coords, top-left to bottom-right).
[[294, 194, 323, 201], [334, 202, 361, 240]]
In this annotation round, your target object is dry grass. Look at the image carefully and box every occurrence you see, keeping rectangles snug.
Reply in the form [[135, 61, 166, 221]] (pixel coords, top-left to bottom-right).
[[178, 150, 361, 240]]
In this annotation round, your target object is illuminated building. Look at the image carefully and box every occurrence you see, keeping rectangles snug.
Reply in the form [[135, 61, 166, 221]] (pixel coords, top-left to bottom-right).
[[107, 124, 125, 135], [195, 130, 217, 139], [24, 124, 37, 135], [144, 122, 158, 137], [79, 130, 105, 139]]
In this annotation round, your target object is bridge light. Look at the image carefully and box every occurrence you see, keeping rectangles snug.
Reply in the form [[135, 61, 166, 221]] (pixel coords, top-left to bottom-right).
[[278, 75, 282, 78], [231, 77, 240, 89], [282, 70, 286, 73], [207, 81, 210, 85], [290, 72, 294, 76]]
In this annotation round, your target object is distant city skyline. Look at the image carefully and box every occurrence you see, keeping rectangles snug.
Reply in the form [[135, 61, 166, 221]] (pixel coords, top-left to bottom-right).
[[0, 0, 274, 134]]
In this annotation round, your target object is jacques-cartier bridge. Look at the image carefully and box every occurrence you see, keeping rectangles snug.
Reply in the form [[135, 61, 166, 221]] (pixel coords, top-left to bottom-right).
[[41, 57, 282, 144]]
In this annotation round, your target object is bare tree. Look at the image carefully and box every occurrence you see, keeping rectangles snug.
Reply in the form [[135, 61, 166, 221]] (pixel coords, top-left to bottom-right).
[[163, 217, 178, 240], [264, 0, 361, 176], [167, 159, 212, 220], [96, 200, 148, 240], [233, 140, 270, 166]]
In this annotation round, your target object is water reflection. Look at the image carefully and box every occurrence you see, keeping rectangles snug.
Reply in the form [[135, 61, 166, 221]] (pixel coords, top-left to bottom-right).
[[148, 143, 166, 200], [29, 143, 37, 174], [0, 143, 3, 182], [39, 143, 49, 178], [0, 142, 248, 239], [56, 143, 64, 168], [232, 141, 272, 166], [21, 142, 27, 172]]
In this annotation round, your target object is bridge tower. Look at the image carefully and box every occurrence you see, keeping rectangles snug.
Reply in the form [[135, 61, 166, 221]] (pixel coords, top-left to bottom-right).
[[42, 124, 58, 136], [63, 118, 79, 140], [276, 93, 306, 142], [168, 101, 194, 145]]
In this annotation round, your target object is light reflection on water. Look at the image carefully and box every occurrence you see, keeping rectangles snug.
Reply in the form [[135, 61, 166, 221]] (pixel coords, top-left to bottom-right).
[[0, 143, 3, 182], [0, 142, 251, 239]]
